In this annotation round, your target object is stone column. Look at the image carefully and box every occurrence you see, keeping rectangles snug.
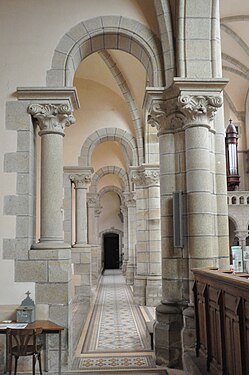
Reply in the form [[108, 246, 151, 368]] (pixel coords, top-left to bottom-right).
[[70, 173, 91, 246], [145, 80, 229, 367], [176, 83, 227, 277], [87, 193, 102, 286], [124, 192, 137, 285], [95, 206, 102, 245], [87, 193, 99, 244], [120, 204, 128, 274], [93, 205, 102, 284], [28, 103, 75, 249], [70, 172, 92, 303], [146, 88, 187, 367], [27, 98, 78, 370], [177, 83, 229, 361], [235, 230, 248, 271], [131, 165, 162, 306]]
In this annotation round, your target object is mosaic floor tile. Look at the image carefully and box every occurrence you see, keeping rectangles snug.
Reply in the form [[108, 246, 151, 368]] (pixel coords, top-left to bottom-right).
[[81, 270, 151, 353], [72, 270, 164, 373], [77, 354, 155, 370]]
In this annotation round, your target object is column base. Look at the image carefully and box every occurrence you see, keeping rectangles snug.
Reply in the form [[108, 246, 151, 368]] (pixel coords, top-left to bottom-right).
[[133, 276, 162, 306], [146, 276, 162, 307], [126, 263, 135, 285], [32, 240, 71, 250], [182, 305, 196, 353], [154, 301, 183, 368]]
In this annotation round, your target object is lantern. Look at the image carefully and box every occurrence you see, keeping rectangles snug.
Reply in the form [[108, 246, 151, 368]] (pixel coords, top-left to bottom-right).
[[225, 119, 240, 191]]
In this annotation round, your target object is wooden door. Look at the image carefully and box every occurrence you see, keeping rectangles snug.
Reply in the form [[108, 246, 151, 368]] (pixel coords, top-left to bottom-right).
[[104, 233, 119, 269]]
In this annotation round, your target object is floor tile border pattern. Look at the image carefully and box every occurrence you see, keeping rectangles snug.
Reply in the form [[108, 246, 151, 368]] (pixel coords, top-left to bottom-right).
[[73, 354, 156, 371]]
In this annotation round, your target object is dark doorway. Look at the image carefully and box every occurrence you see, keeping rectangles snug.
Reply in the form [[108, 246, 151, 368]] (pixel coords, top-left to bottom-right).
[[104, 233, 119, 269]]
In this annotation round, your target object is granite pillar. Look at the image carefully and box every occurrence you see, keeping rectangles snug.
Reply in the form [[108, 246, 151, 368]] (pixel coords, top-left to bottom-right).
[[70, 172, 92, 302], [120, 204, 128, 274], [27, 91, 79, 369], [124, 192, 136, 285], [145, 79, 229, 367], [131, 165, 162, 306]]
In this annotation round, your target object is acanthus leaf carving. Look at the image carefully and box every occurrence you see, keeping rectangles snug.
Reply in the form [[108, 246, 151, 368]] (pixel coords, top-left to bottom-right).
[[178, 95, 223, 125], [28, 103, 75, 136], [147, 99, 186, 135]]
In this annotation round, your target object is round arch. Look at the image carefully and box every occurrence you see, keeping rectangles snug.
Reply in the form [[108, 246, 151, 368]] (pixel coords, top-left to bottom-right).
[[78, 128, 139, 167], [47, 16, 165, 87], [90, 166, 130, 193], [228, 215, 239, 250], [99, 185, 124, 205]]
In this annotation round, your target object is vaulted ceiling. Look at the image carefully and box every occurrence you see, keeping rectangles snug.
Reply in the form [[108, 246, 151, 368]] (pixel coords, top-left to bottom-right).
[[220, 0, 249, 122], [74, 1, 249, 132]]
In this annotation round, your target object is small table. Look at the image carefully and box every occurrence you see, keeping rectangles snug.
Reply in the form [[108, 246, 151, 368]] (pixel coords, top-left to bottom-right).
[[0, 320, 64, 374]]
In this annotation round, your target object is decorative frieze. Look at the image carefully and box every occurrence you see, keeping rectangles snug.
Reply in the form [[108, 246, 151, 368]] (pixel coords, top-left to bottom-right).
[[28, 103, 75, 136]]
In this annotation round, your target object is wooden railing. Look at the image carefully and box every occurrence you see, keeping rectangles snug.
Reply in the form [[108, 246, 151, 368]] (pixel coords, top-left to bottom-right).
[[192, 268, 249, 375]]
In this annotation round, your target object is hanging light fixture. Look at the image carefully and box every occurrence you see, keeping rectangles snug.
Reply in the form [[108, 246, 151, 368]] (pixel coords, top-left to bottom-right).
[[225, 119, 240, 191]]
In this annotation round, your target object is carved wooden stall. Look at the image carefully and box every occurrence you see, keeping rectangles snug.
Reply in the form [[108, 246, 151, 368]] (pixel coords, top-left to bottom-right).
[[192, 268, 249, 375]]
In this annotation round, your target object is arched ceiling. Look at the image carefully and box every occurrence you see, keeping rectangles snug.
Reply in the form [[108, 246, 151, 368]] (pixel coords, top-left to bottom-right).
[[220, 0, 249, 121], [72, 1, 249, 154]]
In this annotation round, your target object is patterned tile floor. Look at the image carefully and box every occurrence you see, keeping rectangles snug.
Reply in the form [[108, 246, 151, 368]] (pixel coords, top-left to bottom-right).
[[80, 269, 150, 353], [72, 270, 185, 374], [14, 271, 185, 374]]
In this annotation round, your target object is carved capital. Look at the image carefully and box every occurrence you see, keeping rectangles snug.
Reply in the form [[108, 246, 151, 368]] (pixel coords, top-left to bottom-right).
[[131, 168, 160, 187], [148, 99, 185, 136], [28, 103, 75, 136], [123, 192, 136, 207], [178, 95, 223, 126], [70, 173, 91, 189], [234, 230, 249, 241]]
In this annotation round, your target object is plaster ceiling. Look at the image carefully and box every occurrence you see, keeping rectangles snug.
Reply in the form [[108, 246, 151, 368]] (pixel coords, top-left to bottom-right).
[[220, 0, 249, 121]]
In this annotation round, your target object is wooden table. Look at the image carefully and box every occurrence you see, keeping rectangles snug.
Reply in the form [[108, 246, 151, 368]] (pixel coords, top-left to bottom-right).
[[0, 320, 64, 374]]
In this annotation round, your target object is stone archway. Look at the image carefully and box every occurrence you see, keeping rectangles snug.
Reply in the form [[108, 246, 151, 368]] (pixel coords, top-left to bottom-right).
[[79, 128, 139, 167], [47, 16, 166, 88], [90, 166, 130, 193]]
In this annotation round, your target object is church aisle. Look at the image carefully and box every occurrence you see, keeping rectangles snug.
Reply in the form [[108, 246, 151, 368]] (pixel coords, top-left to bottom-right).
[[17, 270, 185, 374], [81, 269, 151, 353], [72, 269, 168, 373]]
